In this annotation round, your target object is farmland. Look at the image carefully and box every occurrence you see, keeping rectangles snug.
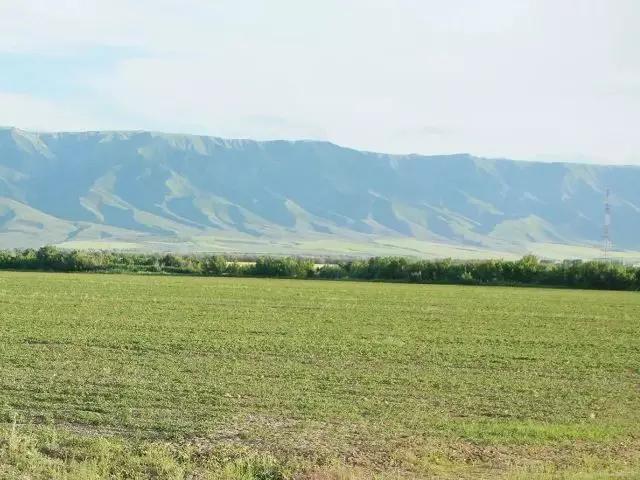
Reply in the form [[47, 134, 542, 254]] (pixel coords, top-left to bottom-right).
[[0, 272, 639, 478]]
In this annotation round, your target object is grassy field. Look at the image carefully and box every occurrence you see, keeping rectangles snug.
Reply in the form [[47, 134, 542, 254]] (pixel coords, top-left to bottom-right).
[[0, 272, 639, 479]]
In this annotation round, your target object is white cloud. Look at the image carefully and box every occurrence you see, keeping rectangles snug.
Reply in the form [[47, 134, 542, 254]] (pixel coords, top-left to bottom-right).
[[0, 0, 638, 163], [0, 93, 90, 130], [0, 0, 190, 54], [0, 92, 143, 133]]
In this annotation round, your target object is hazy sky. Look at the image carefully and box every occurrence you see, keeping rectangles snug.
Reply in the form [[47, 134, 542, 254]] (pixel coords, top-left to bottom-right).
[[0, 0, 638, 163]]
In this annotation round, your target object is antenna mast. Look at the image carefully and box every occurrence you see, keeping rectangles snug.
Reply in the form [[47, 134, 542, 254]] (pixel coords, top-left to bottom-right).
[[603, 189, 612, 263]]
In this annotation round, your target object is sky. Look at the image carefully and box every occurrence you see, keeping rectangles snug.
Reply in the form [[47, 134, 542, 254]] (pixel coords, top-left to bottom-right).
[[0, 0, 638, 164]]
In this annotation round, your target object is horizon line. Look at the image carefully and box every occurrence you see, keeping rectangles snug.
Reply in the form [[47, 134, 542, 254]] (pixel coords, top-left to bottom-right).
[[2, 125, 637, 168]]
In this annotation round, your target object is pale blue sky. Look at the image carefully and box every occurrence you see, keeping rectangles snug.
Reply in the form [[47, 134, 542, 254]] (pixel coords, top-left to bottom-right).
[[0, 0, 638, 164]]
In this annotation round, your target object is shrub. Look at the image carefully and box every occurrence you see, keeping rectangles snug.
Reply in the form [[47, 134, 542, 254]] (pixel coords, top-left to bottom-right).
[[0, 247, 637, 291]]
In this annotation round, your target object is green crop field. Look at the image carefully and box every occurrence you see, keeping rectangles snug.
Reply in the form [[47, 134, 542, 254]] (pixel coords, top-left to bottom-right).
[[0, 272, 639, 479]]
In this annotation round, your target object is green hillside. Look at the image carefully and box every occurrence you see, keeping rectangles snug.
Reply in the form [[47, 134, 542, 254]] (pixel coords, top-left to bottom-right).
[[1, 127, 639, 258]]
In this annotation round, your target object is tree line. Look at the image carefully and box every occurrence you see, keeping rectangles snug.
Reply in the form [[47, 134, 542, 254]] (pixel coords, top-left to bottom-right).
[[0, 246, 638, 291]]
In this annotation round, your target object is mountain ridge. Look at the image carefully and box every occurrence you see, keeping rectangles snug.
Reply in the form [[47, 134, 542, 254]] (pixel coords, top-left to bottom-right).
[[7, 126, 640, 167], [1, 127, 639, 258]]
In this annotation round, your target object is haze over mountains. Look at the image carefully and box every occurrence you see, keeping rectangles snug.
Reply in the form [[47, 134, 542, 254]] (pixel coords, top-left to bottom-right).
[[1, 127, 638, 258]]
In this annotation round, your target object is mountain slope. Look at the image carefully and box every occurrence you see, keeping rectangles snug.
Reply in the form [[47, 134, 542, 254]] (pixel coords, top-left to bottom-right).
[[1, 127, 639, 257]]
